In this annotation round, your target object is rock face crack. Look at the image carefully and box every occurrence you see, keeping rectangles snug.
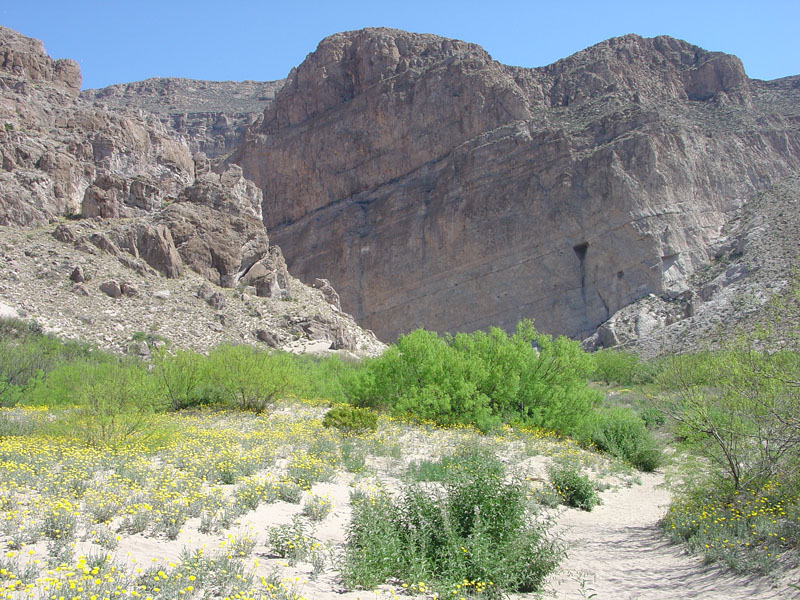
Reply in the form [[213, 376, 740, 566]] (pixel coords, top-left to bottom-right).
[[573, 242, 591, 336]]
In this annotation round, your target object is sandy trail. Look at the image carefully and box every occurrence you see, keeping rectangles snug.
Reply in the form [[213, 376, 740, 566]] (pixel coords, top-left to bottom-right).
[[546, 472, 797, 600]]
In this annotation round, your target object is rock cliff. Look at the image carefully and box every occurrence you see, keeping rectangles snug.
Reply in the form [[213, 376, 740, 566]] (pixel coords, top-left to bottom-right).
[[0, 26, 383, 357], [233, 28, 800, 341], [584, 173, 800, 356], [82, 78, 284, 159]]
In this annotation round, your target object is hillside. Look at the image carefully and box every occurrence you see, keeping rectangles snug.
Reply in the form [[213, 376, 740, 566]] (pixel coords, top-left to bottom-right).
[[4, 24, 800, 354], [0, 25, 382, 357]]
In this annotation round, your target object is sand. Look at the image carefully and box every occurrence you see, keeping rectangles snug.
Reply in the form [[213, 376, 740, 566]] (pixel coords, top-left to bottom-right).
[[545, 472, 798, 600]]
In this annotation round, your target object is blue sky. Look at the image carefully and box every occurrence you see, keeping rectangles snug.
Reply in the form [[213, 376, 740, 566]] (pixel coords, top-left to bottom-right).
[[2, 1, 798, 90]]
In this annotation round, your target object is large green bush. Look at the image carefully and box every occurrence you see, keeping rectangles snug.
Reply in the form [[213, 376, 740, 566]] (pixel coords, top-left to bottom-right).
[[347, 320, 600, 434], [0, 318, 100, 406], [658, 345, 800, 492], [48, 360, 168, 448], [153, 348, 209, 411], [204, 344, 300, 412], [350, 328, 497, 429]]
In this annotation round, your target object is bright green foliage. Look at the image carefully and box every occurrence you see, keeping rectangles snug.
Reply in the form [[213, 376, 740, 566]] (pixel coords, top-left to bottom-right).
[[658, 346, 800, 492], [296, 354, 363, 403], [582, 408, 663, 472], [56, 361, 166, 448], [341, 454, 562, 596], [0, 318, 101, 406], [548, 463, 600, 511], [153, 348, 209, 411], [205, 344, 300, 412], [321, 405, 378, 433], [591, 348, 655, 385], [352, 328, 497, 430], [347, 320, 600, 434]]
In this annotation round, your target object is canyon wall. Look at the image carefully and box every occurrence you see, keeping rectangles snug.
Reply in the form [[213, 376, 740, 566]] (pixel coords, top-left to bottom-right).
[[233, 29, 800, 340]]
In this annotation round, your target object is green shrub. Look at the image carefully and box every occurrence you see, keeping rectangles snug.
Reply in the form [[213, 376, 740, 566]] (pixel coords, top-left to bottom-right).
[[266, 516, 319, 564], [657, 344, 800, 491], [406, 447, 504, 483], [0, 321, 102, 407], [549, 464, 599, 511], [341, 457, 562, 595], [322, 405, 378, 433], [296, 354, 362, 403], [275, 480, 303, 503], [591, 348, 654, 385], [347, 320, 600, 435], [205, 345, 299, 412], [583, 408, 663, 472], [636, 401, 665, 429], [349, 328, 497, 430], [44, 360, 168, 448], [153, 348, 208, 411]]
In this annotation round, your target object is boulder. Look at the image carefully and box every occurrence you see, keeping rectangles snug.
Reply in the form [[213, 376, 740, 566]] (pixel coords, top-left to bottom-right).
[[99, 280, 121, 298]]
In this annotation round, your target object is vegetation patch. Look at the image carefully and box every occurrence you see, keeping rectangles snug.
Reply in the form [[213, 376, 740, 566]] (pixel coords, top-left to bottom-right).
[[661, 481, 799, 573], [581, 407, 663, 472], [347, 320, 601, 435], [341, 452, 563, 596], [548, 463, 601, 511], [321, 404, 378, 433]]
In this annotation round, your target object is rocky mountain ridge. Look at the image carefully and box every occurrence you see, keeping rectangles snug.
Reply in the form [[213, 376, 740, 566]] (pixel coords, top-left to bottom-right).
[[0, 25, 383, 357], [81, 77, 284, 159], [585, 173, 800, 356], [231, 28, 800, 343]]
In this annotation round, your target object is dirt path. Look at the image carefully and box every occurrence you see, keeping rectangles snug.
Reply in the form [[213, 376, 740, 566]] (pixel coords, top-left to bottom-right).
[[545, 472, 797, 600]]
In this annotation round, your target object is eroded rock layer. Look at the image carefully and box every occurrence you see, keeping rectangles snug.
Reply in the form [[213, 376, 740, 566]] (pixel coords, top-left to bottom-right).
[[234, 28, 800, 340]]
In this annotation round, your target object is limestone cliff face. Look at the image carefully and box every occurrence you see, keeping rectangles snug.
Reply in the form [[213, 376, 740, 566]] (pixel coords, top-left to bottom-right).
[[233, 29, 800, 340]]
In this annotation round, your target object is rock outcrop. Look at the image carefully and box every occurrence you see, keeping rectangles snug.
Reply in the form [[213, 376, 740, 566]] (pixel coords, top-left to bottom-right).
[[0, 26, 195, 228], [0, 26, 81, 93], [584, 174, 800, 356], [0, 26, 384, 357], [233, 28, 800, 341]]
